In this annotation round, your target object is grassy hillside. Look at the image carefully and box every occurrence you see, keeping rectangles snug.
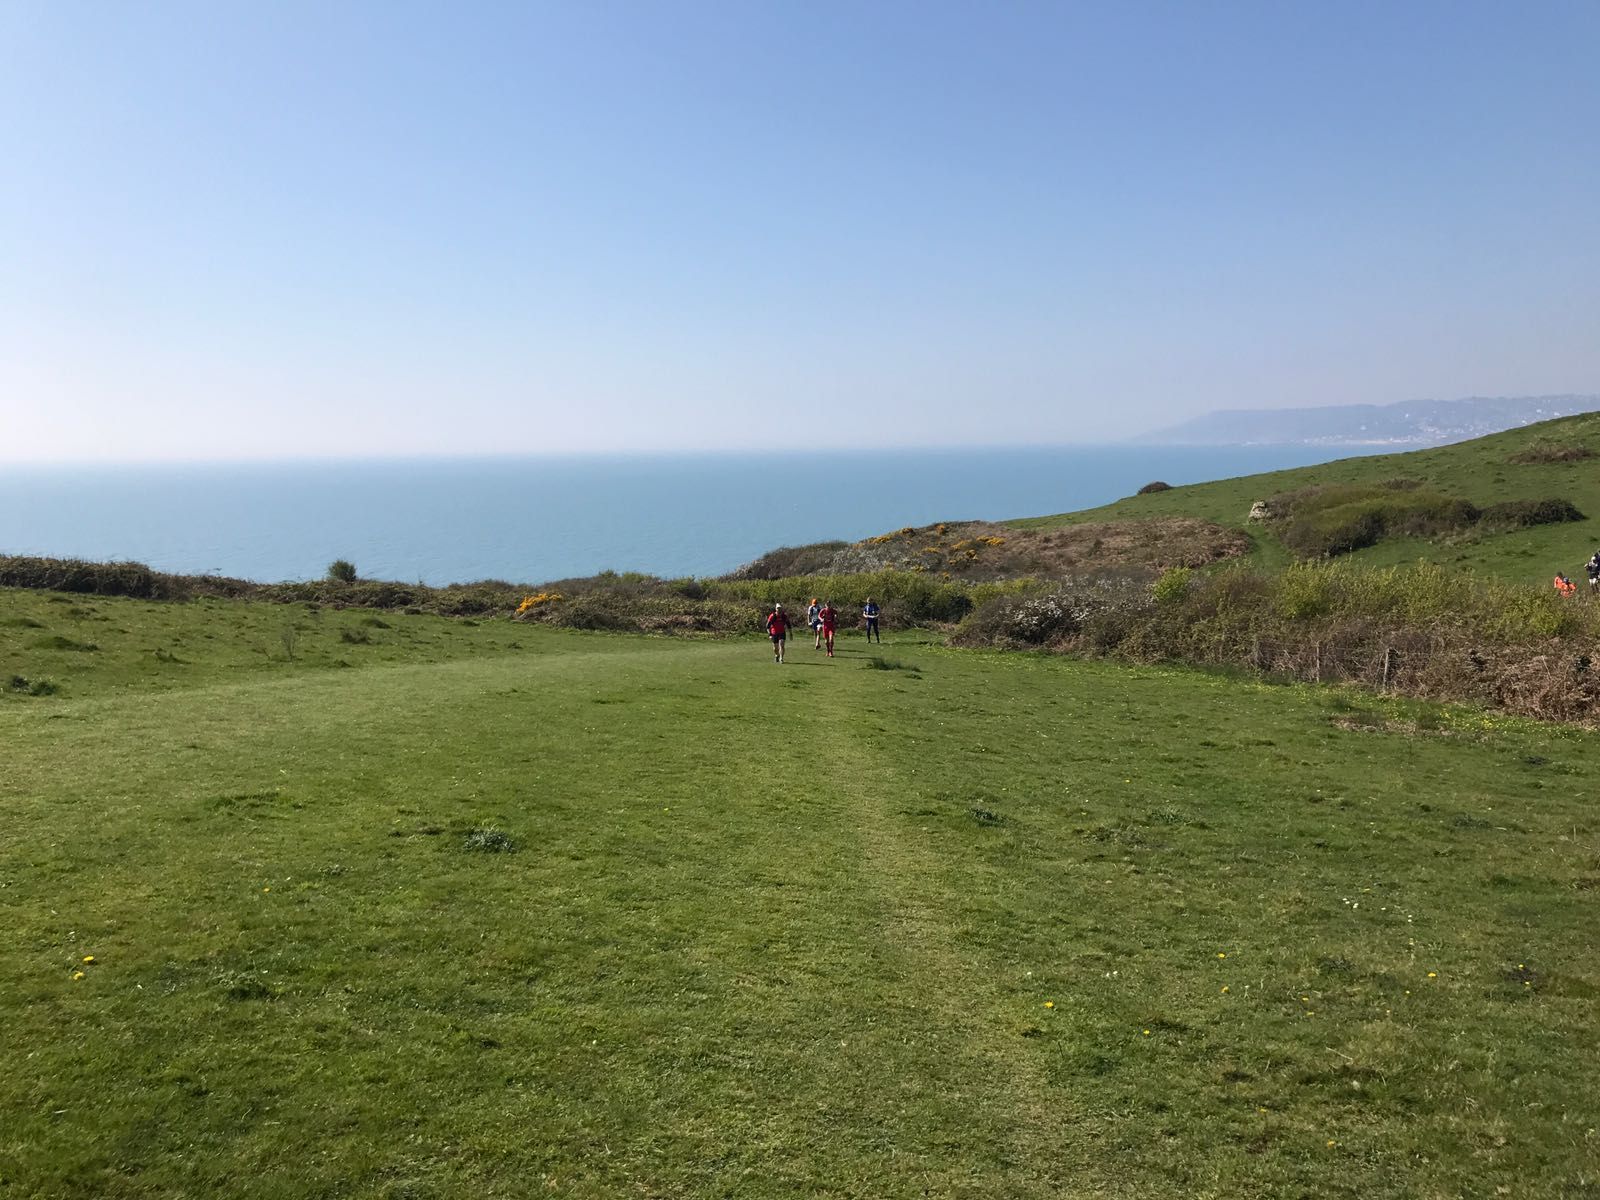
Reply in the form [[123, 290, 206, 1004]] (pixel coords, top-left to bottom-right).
[[1011, 413, 1600, 583], [5, 587, 1600, 1197]]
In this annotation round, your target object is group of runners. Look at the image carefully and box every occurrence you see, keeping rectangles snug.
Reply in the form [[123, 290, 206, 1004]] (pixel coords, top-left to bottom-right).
[[1553, 550, 1600, 597], [763, 597, 881, 663]]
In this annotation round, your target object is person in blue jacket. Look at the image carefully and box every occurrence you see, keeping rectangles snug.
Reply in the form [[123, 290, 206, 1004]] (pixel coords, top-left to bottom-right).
[[862, 596, 881, 643]]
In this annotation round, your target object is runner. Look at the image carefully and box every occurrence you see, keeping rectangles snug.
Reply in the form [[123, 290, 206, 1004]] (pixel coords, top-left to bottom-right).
[[818, 598, 837, 657], [765, 603, 789, 663], [807, 597, 823, 650], [1586, 551, 1600, 593], [862, 596, 881, 643]]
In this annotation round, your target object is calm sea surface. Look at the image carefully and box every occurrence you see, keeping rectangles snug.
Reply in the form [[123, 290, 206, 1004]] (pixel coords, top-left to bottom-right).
[[0, 446, 1377, 585]]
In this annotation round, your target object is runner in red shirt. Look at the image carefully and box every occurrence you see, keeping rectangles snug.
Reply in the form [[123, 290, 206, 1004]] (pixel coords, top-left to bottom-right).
[[818, 600, 837, 657], [765, 604, 789, 663]]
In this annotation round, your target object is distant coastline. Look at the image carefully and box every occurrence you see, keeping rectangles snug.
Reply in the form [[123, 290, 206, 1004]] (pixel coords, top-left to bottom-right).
[[1139, 393, 1599, 449]]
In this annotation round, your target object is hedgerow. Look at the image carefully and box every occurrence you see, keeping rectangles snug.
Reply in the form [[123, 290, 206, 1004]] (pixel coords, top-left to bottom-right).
[[954, 561, 1600, 723]]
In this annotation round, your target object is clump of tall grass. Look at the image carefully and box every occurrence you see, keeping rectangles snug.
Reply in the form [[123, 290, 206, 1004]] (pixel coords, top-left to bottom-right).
[[463, 827, 516, 853]]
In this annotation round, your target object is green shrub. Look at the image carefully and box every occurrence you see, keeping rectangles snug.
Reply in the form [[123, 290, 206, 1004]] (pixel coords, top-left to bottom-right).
[[1151, 567, 1192, 606], [327, 559, 358, 583], [548, 594, 633, 631], [1273, 563, 1337, 620], [1136, 481, 1172, 495], [0, 556, 171, 599], [1269, 484, 1480, 558], [708, 569, 975, 624], [1477, 498, 1585, 529]]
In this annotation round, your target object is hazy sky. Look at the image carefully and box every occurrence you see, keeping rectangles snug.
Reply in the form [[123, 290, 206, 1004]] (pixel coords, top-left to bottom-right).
[[3, 1, 1597, 462]]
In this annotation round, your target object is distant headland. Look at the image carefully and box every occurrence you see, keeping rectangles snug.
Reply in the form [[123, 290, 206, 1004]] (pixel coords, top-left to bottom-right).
[[1138, 393, 1598, 448]]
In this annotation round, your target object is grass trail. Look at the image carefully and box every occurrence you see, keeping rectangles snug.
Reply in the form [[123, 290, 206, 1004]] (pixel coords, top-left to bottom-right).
[[4, 605, 1600, 1196]]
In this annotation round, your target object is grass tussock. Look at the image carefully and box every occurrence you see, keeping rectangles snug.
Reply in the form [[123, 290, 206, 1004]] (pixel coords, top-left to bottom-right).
[[463, 826, 516, 853], [863, 656, 920, 673], [7, 674, 59, 696]]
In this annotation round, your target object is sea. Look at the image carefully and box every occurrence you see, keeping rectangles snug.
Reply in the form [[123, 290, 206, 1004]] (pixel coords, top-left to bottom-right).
[[0, 445, 1379, 586]]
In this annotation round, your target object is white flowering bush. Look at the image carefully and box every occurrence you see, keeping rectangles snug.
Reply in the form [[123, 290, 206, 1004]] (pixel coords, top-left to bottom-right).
[[954, 575, 1154, 647]]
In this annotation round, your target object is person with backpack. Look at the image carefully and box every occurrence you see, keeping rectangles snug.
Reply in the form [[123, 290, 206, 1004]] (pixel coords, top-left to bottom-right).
[[818, 599, 838, 657], [862, 596, 881, 643], [1586, 551, 1600, 593], [765, 603, 789, 663]]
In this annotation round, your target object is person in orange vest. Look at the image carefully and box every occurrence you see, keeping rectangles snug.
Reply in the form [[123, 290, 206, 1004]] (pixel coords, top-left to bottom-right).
[[1554, 572, 1577, 597], [765, 603, 789, 663]]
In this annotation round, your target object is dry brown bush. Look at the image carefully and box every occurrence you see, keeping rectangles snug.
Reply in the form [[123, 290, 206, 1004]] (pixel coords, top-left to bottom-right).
[[821, 518, 1246, 580]]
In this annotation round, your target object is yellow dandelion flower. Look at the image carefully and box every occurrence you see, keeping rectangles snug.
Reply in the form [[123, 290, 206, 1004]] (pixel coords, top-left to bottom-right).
[[1327, 1139, 1337, 1148], [82, 955, 95, 964], [1043, 1001, 1054, 1009], [1427, 972, 1437, 978], [72, 971, 85, 980], [263, 886, 271, 893], [1220, 986, 1229, 994], [1142, 1029, 1151, 1036]]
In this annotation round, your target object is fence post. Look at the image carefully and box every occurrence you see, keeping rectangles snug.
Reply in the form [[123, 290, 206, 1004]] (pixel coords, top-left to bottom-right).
[[1381, 646, 1395, 690]]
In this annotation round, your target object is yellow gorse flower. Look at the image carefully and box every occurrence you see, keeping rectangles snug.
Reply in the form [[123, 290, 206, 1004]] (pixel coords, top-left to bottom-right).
[[516, 591, 565, 614]]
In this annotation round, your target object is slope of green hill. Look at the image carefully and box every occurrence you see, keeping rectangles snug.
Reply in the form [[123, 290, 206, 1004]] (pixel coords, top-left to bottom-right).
[[5, 587, 1600, 1196], [1011, 412, 1600, 583]]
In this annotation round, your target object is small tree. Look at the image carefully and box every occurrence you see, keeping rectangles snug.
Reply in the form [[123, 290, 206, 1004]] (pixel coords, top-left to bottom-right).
[[327, 559, 358, 583]]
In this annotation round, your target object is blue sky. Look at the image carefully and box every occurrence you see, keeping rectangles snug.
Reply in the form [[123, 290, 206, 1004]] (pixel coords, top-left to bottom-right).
[[3, 1, 1597, 461]]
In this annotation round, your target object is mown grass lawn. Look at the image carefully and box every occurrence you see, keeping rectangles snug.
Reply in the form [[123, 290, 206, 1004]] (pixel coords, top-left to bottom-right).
[[3, 590, 1599, 1198]]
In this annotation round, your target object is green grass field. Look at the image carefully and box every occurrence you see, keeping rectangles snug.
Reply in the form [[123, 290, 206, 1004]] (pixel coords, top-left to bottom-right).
[[5, 588, 1600, 1197], [1013, 413, 1600, 582]]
